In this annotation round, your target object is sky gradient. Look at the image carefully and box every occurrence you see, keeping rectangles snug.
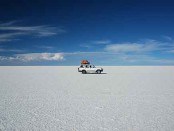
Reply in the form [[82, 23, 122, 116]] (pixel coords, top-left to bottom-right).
[[0, 0, 174, 65]]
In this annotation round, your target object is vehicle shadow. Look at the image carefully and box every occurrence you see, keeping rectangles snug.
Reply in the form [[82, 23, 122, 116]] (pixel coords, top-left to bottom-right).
[[81, 73, 107, 75]]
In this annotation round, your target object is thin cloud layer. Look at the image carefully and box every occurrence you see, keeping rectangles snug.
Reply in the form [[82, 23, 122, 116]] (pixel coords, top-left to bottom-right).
[[167, 50, 174, 53], [0, 32, 25, 42], [0, 48, 24, 52], [0, 21, 66, 42], [105, 43, 157, 52], [93, 40, 111, 44], [104, 39, 174, 53]]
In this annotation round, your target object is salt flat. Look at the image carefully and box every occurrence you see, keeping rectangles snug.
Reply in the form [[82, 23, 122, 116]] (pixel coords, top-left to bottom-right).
[[0, 66, 174, 131]]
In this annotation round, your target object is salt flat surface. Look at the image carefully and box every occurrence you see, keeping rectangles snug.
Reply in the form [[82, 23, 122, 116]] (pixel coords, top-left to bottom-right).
[[0, 66, 174, 131]]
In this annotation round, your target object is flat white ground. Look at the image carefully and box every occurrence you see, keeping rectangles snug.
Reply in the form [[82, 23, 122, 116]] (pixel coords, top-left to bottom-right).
[[0, 66, 174, 131]]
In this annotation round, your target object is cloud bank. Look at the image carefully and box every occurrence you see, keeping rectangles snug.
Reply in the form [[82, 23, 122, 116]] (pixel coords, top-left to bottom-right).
[[0, 53, 64, 62], [0, 38, 174, 65]]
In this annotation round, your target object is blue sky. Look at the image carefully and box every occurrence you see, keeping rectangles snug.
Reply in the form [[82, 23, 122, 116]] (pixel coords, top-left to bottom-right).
[[0, 0, 174, 65]]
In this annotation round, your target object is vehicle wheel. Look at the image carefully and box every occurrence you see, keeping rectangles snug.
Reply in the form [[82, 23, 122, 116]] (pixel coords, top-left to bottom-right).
[[82, 70, 86, 74], [96, 70, 101, 74]]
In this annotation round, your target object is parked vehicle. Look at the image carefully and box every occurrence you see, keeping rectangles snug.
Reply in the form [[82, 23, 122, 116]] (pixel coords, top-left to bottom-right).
[[78, 60, 103, 74]]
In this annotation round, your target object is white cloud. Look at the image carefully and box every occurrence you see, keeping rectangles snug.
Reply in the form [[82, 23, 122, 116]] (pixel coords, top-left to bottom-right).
[[0, 53, 64, 62]]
